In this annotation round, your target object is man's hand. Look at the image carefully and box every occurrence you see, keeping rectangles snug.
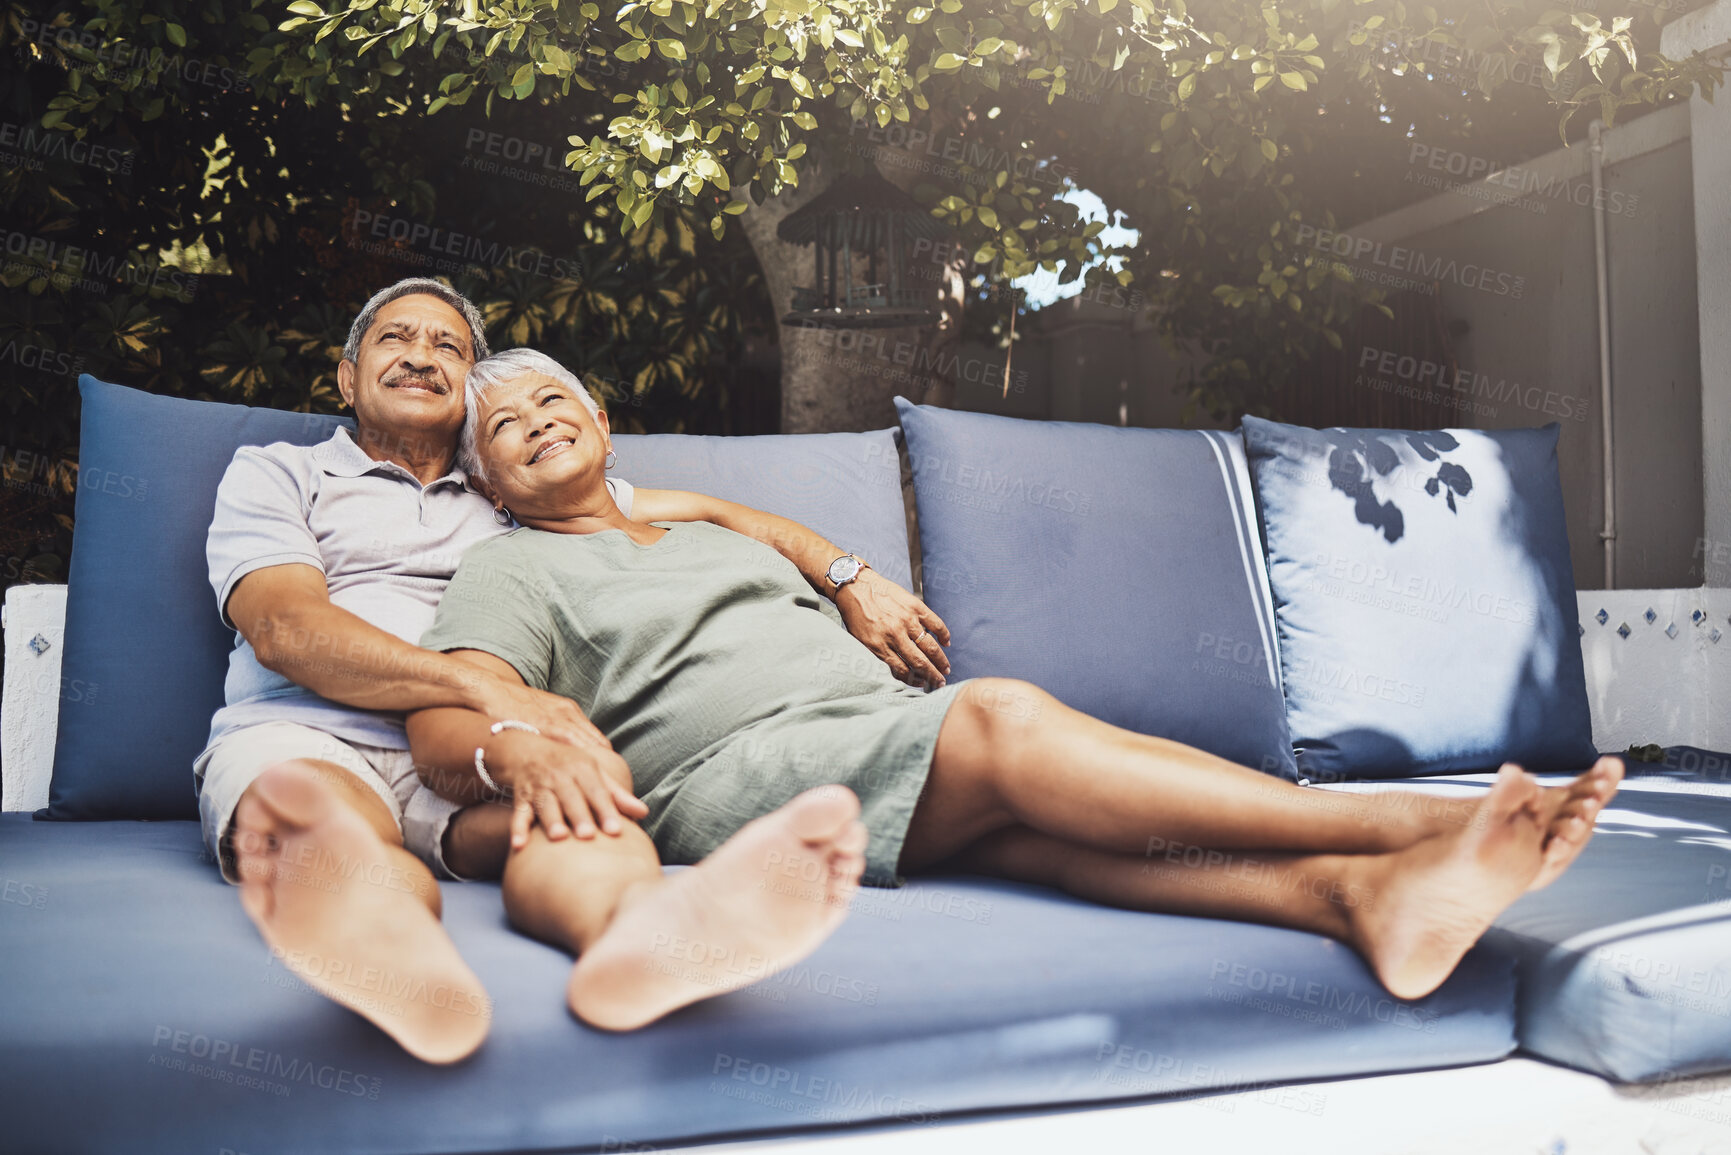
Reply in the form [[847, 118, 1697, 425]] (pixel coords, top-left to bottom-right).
[[469, 675, 612, 750], [836, 570, 952, 688], [484, 729, 648, 848]]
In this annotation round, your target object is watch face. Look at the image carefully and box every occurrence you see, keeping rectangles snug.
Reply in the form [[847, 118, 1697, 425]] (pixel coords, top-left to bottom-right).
[[828, 555, 863, 584]]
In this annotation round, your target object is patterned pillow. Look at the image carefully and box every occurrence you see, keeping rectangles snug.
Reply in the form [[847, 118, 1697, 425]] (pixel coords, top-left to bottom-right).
[[1241, 415, 1596, 780]]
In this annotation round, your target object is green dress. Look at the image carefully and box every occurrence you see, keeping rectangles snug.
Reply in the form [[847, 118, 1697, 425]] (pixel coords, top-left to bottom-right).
[[421, 521, 963, 884]]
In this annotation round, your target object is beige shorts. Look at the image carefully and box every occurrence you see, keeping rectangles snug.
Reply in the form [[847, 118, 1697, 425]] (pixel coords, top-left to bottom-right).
[[194, 721, 467, 884]]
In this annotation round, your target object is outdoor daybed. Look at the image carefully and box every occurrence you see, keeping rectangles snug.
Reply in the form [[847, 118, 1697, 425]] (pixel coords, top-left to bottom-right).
[[0, 377, 1727, 1153]]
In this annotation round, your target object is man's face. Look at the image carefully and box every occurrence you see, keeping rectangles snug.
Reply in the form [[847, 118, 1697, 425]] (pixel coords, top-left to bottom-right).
[[337, 294, 475, 447]]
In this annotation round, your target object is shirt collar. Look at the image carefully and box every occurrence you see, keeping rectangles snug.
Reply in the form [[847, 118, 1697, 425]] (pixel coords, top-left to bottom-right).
[[312, 426, 470, 490]]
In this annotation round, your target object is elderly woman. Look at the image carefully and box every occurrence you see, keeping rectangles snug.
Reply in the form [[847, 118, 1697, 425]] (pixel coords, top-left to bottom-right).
[[406, 348, 1622, 1035]]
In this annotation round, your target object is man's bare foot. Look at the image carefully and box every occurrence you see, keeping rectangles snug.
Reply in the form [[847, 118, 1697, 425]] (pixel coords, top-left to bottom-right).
[[1528, 756, 1624, 891], [568, 786, 868, 1031], [1349, 764, 1550, 1000], [232, 762, 492, 1064]]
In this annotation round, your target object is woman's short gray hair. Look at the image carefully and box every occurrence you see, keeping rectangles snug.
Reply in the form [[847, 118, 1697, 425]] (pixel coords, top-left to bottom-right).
[[342, 278, 490, 365], [461, 348, 602, 481]]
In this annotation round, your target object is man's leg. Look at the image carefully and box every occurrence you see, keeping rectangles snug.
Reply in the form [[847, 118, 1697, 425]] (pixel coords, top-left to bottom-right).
[[950, 763, 1603, 999], [229, 761, 491, 1064], [442, 786, 872, 1032], [900, 678, 1622, 999]]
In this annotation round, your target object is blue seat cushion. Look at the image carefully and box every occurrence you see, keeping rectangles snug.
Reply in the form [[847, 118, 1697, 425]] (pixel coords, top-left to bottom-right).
[[46, 377, 351, 820], [895, 400, 1297, 778], [1481, 752, 1731, 1081], [0, 813, 1514, 1153], [1240, 416, 1596, 781], [46, 377, 915, 822]]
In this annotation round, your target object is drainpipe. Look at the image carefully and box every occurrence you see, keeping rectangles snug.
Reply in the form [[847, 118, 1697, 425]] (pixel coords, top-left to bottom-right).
[[1590, 119, 1616, 589]]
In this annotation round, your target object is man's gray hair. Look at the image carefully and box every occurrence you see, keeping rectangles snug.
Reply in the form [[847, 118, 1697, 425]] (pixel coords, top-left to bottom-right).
[[342, 278, 490, 365], [461, 348, 603, 481]]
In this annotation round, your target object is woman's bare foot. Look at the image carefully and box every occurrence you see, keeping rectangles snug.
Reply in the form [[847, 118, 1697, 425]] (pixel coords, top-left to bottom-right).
[[232, 762, 492, 1064], [1528, 756, 1624, 891], [1348, 764, 1551, 1000], [568, 786, 868, 1031]]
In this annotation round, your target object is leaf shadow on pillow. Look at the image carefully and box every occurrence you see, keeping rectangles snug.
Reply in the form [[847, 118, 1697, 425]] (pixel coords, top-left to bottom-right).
[[1318, 429, 1474, 544]]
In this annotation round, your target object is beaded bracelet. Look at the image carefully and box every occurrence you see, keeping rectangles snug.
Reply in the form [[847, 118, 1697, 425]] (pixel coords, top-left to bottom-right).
[[473, 719, 541, 797]]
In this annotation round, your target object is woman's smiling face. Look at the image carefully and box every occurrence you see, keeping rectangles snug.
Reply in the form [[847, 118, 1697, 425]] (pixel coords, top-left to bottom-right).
[[473, 371, 612, 518]]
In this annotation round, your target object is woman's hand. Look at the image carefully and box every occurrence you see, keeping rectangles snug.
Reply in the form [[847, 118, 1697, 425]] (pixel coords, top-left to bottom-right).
[[483, 729, 649, 849], [470, 674, 612, 750], [835, 570, 952, 688]]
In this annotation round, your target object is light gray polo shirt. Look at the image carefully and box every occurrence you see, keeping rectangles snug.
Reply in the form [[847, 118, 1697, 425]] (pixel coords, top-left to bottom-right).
[[204, 425, 634, 751]]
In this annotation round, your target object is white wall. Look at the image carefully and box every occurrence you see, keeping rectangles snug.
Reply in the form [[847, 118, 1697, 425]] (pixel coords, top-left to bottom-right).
[[1, 583, 66, 813]]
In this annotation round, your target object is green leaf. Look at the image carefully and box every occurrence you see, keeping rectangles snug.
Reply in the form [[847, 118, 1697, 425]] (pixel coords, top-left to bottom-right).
[[1259, 137, 1278, 162], [1177, 73, 1196, 100], [790, 110, 817, 129], [286, 1, 323, 14], [934, 52, 966, 70], [166, 22, 187, 46], [975, 37, 1003, 55], [657, 38, 687, 61], [788, 72, 814, 97], [977, 205, 999, 228], [1279, 71, 1306, 90]]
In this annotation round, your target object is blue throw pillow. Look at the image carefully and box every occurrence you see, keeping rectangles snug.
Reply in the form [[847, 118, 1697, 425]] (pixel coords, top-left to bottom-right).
[[610, 429, 913, 590], [895, 399, 1298, 778], [1240, 415, 1596, 780], [46, 377, 352, 820]]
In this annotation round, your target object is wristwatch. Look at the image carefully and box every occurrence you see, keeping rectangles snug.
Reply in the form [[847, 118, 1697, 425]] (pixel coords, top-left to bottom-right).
[[825, 553, 869, 592]]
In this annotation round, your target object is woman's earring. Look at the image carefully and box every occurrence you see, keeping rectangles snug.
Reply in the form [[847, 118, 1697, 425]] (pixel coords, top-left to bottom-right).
[[604, 450, 617, 470], [494, 507, 512, 526]]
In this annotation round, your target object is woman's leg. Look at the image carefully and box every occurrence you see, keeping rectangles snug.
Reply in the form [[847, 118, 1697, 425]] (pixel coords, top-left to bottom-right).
[[901, 678, 1612, 871], [450, 787, 872, 1032]]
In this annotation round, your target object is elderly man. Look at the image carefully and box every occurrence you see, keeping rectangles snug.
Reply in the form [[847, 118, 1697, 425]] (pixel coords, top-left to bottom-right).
[[200, 278, 950, 1062]]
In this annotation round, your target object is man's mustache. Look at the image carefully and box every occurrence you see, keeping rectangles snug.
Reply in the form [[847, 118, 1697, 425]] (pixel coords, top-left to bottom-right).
[[380, 371, 448, 394]]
